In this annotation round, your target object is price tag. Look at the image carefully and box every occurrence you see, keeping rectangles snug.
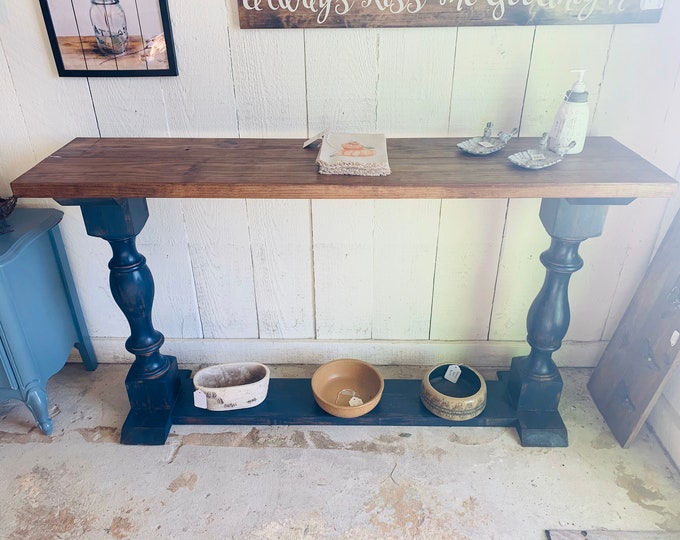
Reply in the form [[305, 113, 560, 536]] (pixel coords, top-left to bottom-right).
[[348, 396, 364, 407], [671, 330, 680, 347], [303, 129, 328, 148], [640, 0, 664, 10], [193, 389, 208, 409], [444, 364, 462, 384]]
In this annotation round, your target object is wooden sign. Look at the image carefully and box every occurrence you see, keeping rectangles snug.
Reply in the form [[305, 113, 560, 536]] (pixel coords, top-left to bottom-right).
[[238, 0, 665, 29]]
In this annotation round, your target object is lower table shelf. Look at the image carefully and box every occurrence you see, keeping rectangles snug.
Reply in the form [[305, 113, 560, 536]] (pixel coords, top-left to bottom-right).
[[121, 369, 568, 447], [173, 369, 521, 427]]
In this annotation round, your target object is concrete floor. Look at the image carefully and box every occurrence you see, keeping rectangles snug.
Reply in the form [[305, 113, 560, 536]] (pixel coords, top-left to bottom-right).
[[1, 364, 679, 540]]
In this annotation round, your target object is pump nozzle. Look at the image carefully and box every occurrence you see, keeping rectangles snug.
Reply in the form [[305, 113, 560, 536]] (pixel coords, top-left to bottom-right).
[[570, 69, 587, 93]]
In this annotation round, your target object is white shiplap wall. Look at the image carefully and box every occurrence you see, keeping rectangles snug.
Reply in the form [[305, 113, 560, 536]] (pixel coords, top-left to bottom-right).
[[0, 1, 679, 461]]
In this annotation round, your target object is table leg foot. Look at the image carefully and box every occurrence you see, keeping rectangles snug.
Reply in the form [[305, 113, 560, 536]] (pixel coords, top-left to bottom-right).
[[516, 410, 568, 447], [125, 354, 181, 411], [120, 355, 180, 445], [507, 355, 562, 411], [121, 409, 174, 445], [506, 356, 567, 447]]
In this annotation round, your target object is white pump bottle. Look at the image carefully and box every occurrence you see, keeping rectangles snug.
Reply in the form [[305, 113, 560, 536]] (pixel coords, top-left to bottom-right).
[[548, 70, 589, 154]]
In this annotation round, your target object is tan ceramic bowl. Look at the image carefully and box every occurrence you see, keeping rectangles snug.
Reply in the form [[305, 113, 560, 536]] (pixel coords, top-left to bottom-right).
[[420, 364, 487, 421], [311, 359, 384, 418], [193, 362, 270, 411]]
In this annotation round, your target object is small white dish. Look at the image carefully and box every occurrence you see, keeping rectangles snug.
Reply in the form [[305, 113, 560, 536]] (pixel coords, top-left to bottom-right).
[[457, 137, 507, 155], [508, 135, 575, 169], [457, 123, 518, 155], [508, 149, 563, 169], [193, 362, 270, 411]]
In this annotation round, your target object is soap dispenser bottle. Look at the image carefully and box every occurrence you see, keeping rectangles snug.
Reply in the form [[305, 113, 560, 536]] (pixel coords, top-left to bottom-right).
[[548, 70, 589, 154]]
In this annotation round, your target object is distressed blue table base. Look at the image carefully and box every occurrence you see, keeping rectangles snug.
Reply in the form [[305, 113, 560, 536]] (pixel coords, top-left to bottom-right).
[[507, 198, 615, 447], [57, 196, 627, 447], [57, 198, 180, 445]]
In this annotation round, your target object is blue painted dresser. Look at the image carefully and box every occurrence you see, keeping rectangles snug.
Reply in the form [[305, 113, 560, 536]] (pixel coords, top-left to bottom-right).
[[0, 207, 97, 435]]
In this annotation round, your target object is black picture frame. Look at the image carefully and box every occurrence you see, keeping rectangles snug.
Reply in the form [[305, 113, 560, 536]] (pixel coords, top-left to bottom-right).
[[39, 0, 178, 77]]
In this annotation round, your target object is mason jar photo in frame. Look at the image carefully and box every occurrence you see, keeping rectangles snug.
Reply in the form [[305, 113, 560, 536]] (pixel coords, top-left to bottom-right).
[[39, 0, 178, 77]]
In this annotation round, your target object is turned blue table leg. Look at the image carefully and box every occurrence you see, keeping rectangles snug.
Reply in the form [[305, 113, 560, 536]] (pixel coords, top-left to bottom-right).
[[56, 198, 180, 445], [508, 198, 612, 447]]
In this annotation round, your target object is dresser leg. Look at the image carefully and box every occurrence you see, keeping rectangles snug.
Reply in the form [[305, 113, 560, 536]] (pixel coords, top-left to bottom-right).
[[57, 198, 179, 445], [508, 198, 611, 447], [25, 385, 53, 435]]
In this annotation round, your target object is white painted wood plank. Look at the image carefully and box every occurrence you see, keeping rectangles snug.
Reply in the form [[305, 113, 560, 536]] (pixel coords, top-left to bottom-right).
[[305, 29, 379, 133], [304, 30, 379, 342], [182, 199, 258, 339], [0, 1, 98, 158], [228, 25, 309, 346], [564, 207, 620, 342], [162, 0, 239, 137], [313, 200, 374, 340], [649, 76, 680, 254], [549, 199, 665, 343], [84, 0, 244, 341], [89, 0, 238, 137], [372, 200, 440, 340], [493, 26, 614, 347], [521, 26, 612, 137], [78, 337, 607, 369], [449, 26, 534, 136], [489, 198, 546, 341], [439, 28, 534, 343], [431, 200, 507, 341], [137, 199, 202, 339], [592, 0, 680, 177], [22, 201, 187, 344], [376, 28, 457, 136], [89, 76, 172, 136], [0, 38, 34, 188], [586, 3, 680, 340], [488, 199, 668, 345], [57, 206, 130, 339], [597, 199, 668, 341], [230, 28, 307, 137], [588, 3, 680, 342], [248, 199, 315, 339], [163, 1, 246, 340]]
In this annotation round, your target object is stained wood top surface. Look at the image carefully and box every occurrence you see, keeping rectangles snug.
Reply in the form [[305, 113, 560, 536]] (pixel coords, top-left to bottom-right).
[[11, 136, 677, 200]]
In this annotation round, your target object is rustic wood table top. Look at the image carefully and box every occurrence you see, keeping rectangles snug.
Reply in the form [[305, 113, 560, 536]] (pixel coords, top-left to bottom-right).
[[11, 136, 677, 200]]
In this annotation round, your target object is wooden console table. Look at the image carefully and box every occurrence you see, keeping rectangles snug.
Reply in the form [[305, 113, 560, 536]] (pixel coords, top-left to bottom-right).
[[11, 137, 677, 447]]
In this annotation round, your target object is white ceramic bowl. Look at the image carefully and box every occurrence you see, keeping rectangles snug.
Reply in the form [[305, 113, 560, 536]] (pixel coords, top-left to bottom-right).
[[193, 362, 270, 411]]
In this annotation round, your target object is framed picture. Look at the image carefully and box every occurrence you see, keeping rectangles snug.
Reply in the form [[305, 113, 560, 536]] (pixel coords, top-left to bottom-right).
[[39, 0, 178, 77]]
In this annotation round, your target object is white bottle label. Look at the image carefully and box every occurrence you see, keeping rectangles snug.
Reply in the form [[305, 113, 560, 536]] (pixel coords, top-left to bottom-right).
[[549, 102, 588, 154]]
